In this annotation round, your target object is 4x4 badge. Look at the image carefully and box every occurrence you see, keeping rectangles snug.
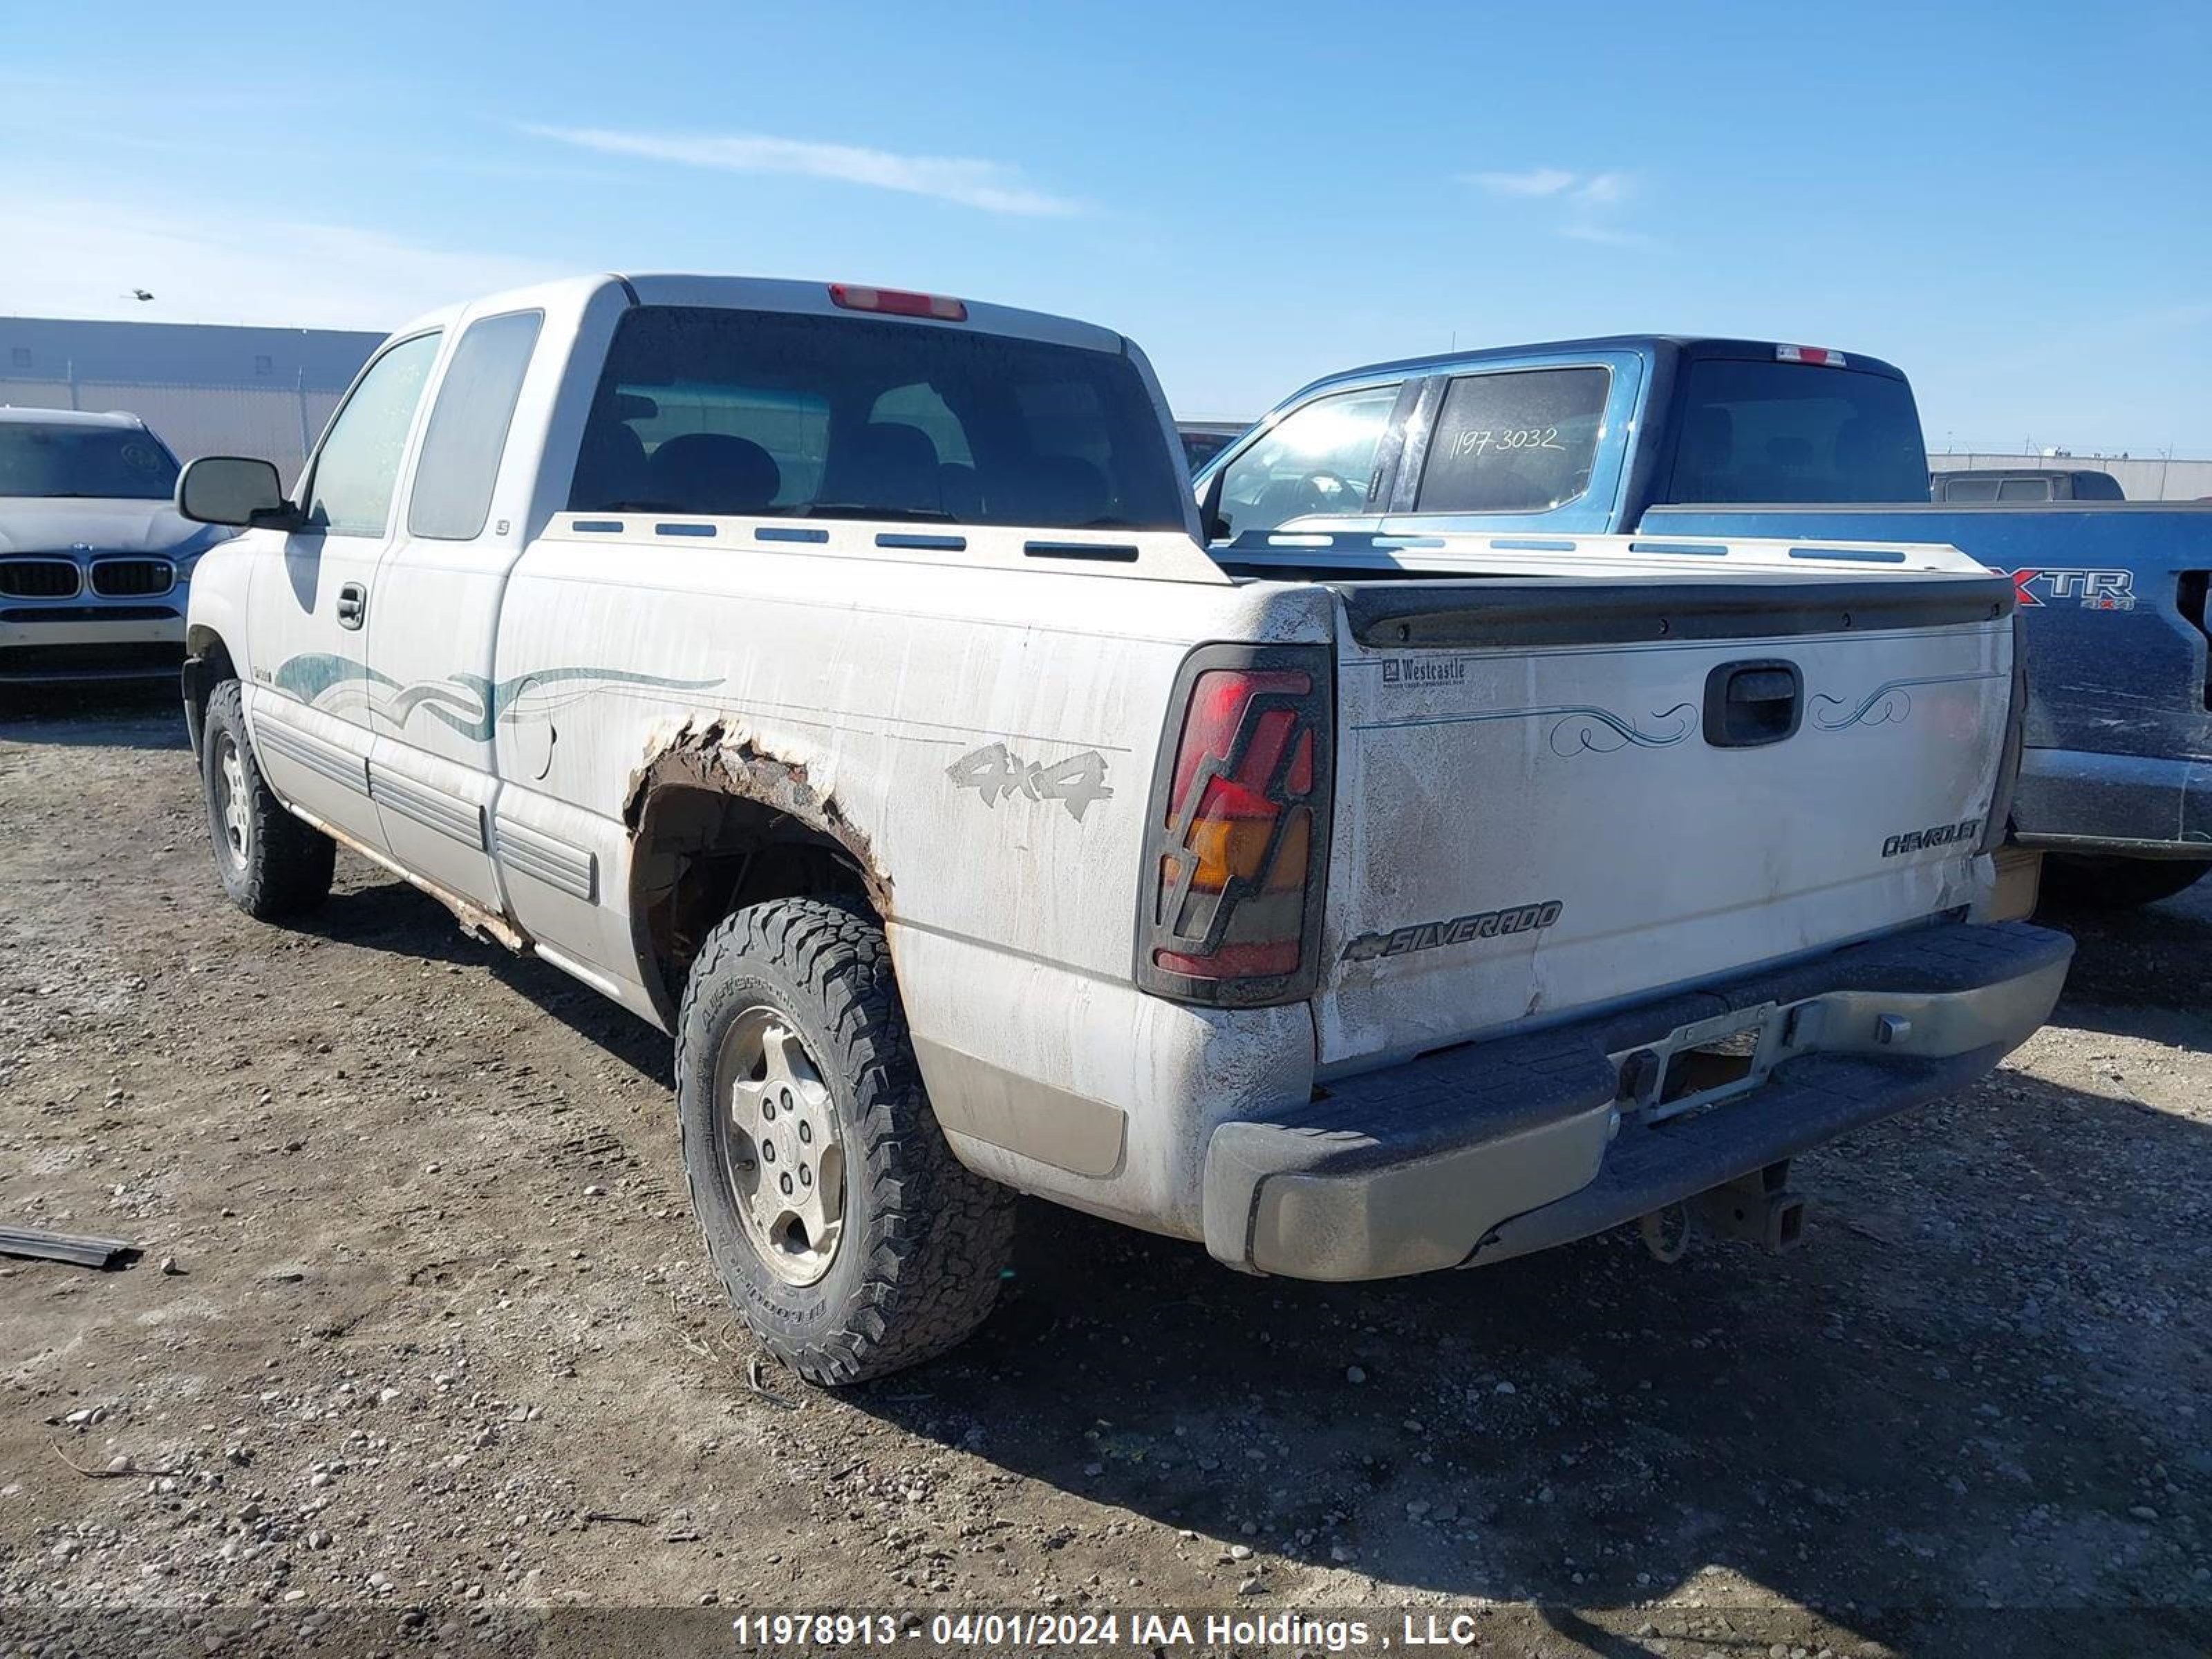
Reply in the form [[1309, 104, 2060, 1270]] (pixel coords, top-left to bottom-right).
[[948, 743, 1113, 823]]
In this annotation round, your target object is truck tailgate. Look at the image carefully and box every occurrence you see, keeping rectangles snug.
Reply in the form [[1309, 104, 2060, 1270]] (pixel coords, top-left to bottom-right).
[[1316, 563, 2016, 1069]]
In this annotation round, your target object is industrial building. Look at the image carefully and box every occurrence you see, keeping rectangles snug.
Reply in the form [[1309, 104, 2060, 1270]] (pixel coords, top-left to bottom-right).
[[0, 316, 382, 480]]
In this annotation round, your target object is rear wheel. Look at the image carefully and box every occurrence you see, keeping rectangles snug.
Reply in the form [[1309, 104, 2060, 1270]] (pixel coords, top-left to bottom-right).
[[2043, 853, 2211, 910], [200, 680, 335, 919], [675, 896, 1015, 1385]]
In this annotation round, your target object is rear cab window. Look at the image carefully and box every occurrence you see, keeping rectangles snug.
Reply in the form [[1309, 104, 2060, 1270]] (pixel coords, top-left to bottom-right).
[[1664, 356, 1929, 503], [567, 306, 1183, 530], [1940, 476, 2000, 502]]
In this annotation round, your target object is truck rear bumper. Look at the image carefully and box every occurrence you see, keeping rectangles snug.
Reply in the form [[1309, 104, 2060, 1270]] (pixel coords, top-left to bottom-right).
[[2013, 746, 2212, 856], [1199, 921, 2072, 1282]]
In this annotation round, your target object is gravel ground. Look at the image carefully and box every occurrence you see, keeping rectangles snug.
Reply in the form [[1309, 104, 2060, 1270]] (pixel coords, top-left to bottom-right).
[[4, 685, 2211, 1658]]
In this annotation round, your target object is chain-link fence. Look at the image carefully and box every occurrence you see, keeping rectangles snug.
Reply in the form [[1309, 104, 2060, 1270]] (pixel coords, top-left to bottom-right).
[[0, 375, 346, 481]]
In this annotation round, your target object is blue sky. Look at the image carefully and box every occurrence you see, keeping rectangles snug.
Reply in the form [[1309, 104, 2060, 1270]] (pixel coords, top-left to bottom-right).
[[5, 0, 2208, 453]]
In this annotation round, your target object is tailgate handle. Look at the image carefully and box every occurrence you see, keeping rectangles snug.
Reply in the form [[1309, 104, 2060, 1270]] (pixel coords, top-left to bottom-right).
[[1705, 659, 1802, 748]]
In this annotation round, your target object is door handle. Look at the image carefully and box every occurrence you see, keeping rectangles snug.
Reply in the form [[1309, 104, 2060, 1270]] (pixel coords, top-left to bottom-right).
[[1703, 659, 1802, 747], [337, 581, 367, 630]]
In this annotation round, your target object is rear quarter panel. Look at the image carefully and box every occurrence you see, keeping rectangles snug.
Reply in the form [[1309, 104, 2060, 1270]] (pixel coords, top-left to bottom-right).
[[494, 528, 1330, 1235]]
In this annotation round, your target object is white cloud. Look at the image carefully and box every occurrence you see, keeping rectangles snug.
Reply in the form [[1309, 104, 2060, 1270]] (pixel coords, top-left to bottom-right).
[[528, 125, 1081, 218], [1573, 171, 1629, 207], [1559, 222, 1653, 249], [0, 192, 558, 330], [1465, 168, 1631, 207], [1463, 167, 1648, 246], [1464, 167, 1581, 198]]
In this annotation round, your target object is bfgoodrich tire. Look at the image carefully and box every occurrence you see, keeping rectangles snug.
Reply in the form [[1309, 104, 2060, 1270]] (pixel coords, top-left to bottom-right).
[[675, 896, 1015, 1385], [2043, 853, 2211, 910], [200, 680, 335, 920]]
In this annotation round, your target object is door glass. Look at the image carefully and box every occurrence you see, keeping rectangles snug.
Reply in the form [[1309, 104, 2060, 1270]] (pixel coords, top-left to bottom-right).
[[1942, 477, 2000, 501], [409, 311, 542, 540], [1416, 368, 1611, 514], [1215, 384, 1399, 538], [1996, 477, 2051, 501], [303, 332, 441, 536]]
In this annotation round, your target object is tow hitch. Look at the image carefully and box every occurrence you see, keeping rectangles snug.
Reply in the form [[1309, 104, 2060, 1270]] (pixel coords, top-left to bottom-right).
[[1639, 1161, 1806, 1262]]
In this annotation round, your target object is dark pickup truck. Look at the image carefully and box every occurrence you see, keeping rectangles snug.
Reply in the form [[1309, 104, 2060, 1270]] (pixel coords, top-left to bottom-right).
[[1931, 468, 2126, 503], [1192, 337, 2212, 907]]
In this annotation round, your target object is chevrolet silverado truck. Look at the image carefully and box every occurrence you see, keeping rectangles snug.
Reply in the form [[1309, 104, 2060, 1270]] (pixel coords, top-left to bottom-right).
[[1196, 337, 2212, 908], [1, 407, 228, 684], [178, 279, 2070, 1383]]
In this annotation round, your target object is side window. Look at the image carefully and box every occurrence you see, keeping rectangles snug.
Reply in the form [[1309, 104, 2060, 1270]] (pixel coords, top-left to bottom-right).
[[1215, 384, 1399, 538], [408, 310, 543, 540], [1942, 476, 2000, 501], [1997, 477, 2052, 502], [1414, 368, 1609, 514], [303, 332, 441, 536]]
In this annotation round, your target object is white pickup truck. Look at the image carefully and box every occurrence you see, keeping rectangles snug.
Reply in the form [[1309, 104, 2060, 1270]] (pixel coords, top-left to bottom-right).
[[177, 274, 2071, 1383]]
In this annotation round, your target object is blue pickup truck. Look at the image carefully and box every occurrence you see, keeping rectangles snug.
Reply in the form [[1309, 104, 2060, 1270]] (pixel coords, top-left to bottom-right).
[[1191, 337, 2212, 908]]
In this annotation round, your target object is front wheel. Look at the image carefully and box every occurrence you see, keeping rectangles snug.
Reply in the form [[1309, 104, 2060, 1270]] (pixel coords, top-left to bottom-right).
[[200, 680, 335, 920], [675, 897, 1015, 1385], [2043, 853, 2211, 910]]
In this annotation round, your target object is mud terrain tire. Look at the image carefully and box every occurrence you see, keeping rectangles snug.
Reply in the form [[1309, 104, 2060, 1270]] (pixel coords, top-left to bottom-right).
[[200, 679, 335, 920], [675, 896, 1015, 1385]]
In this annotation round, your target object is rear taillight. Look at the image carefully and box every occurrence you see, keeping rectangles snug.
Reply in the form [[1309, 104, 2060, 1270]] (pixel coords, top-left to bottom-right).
[[1136, 644, 1333, 1006]]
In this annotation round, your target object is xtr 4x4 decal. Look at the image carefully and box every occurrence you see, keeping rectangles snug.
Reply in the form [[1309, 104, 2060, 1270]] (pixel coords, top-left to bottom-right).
[[2000, 566, 2137, 611]]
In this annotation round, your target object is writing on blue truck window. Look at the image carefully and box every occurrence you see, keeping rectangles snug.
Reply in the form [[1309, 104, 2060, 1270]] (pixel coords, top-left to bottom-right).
[[1418, 368, 1608, 514], [2000, 565, 2137, 611], [1450, 426, 1568, 459]]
